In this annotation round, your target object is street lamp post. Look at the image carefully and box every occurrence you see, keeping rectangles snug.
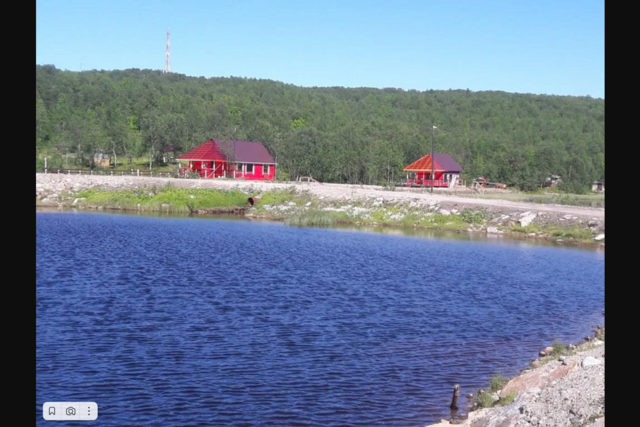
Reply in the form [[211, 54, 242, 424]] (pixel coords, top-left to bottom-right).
[[431, 126, 437, 193]]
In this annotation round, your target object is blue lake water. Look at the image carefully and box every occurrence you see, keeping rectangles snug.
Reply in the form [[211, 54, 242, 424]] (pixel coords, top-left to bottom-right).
[[35, 212, 604, 426]]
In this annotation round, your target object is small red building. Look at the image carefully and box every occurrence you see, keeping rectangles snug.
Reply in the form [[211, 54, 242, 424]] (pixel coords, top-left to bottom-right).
[[177, 139, 277, 180], [403, 153, 462, 187]]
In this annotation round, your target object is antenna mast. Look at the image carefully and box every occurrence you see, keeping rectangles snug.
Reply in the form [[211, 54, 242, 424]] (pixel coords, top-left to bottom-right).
[[164, 28, 171, 73]]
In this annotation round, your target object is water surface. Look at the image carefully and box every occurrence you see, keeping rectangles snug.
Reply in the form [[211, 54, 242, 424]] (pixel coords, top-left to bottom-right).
[[36, 212, 604, 426]]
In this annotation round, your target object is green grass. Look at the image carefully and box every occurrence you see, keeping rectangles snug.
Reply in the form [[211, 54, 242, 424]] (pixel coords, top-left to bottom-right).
[[476, 392, 495, 409], [497, 391, 517, 405], [551, 339, 568, 357], [284, 211, 341, 227], [503, 223, 596, 244], [474, 374, 515, 410], [489, 373, 509, 392], [257, 187, 300, 205], [73, 186, 250, 212]]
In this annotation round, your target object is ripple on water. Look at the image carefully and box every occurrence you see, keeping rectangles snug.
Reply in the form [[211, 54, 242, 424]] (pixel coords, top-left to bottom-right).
[[36, 212, 604, 426]]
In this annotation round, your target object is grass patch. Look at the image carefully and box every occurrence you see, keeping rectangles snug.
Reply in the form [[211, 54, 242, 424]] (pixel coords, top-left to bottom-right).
[[73, 187, 249, 212], [459, 210, 485, 224], [551, 339, 568, 357], [489, 373, 508, 392], [258, 187, 299, 205], [548, 227, 593, 240], [497, 391, 517, 405], [476, 392, 495, 409], [284, 211, 340, 227]]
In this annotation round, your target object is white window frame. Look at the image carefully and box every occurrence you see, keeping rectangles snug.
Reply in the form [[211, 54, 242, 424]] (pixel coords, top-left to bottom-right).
[[237, 163, 243, 172], [263, 164, 270, 175], [246, 163, 254, 173]]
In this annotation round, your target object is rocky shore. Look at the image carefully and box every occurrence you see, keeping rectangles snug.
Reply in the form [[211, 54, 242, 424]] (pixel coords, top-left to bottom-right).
[[35, 174, 604, 247], [428, 327, 605, 427]]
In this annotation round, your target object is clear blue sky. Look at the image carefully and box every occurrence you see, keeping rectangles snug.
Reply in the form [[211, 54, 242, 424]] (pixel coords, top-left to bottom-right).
[[36, 0, 604, 98]]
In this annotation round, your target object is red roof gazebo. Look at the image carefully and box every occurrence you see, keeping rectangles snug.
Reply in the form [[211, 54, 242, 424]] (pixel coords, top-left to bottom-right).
[[403, 153, 462, 187]]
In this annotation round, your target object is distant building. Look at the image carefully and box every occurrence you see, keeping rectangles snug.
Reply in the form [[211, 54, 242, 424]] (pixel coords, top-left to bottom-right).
[[546, 174, 562, 187], [592, 179, 605, 192], [177, 139, 277, 180], [93, 153, 110, 167], [403, 153, 462, 187]]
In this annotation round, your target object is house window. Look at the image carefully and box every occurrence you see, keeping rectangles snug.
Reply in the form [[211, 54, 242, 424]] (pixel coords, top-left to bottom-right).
[[246, 163, 254, 173], [202, 162, 208, 169], [237, 163, 243, 172], [263, 164, 270, 174]]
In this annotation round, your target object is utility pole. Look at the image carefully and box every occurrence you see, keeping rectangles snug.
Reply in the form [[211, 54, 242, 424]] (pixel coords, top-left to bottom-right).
[[431, 126, 437, 193]]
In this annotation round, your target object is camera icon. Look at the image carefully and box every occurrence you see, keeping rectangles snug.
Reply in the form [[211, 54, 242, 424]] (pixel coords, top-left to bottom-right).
[[66, 407, 76, 416]]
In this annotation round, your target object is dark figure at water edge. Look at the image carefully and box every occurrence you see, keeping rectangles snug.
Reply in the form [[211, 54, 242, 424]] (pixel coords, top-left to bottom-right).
[[450, 384, 460, 410]]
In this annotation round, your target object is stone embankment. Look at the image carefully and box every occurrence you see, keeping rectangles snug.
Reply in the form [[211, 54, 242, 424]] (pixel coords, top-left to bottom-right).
[[428, 327, 605, 427]]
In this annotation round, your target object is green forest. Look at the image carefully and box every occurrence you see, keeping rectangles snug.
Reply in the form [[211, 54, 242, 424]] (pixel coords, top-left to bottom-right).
[[36, 65, 604, 192]]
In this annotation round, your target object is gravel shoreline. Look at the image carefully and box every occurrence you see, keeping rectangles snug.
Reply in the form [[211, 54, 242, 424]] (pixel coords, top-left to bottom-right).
[[427, 328, 605, 427], [35, 174, 605, 248]]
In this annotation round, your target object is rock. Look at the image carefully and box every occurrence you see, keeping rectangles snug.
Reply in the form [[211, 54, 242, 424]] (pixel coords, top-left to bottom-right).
[[558, 355, 567, 365], [568, 344, 576, 350], [41, 198, 50, 203], [502, 360, 577, 395], [189, 195, 195, 199], [590, 339, 604, 347], [439, 209, 451, 216], [594, 234, 605, 241], [528, 233, 536, 237], [305, 202, 312, 207], [593, 417, 604, 427], [491, 392, 500, 402], [544, 346, 554, 355], [530, 359, 541, 368], [72, 197, 86, 205], [539, 350, 547, 357], [519, 212, 537, 227], [451, 209, 458, 214], [287, 201, 296, 206], [582, 356, 601, 368], [487, 226, 501, 234]]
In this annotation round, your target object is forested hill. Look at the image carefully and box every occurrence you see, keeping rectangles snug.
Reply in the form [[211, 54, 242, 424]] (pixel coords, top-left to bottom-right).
[[36, 65, 604, 191]]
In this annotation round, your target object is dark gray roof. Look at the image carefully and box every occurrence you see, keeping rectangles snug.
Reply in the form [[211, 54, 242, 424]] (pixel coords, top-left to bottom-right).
[[215, 140, 276, 164]]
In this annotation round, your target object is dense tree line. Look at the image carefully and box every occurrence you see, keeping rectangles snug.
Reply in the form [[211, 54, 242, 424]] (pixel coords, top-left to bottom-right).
[[36, 65, 604, 192]]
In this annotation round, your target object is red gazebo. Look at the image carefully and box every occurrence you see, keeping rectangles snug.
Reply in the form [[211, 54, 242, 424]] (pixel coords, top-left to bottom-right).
[[403, 153, 462, 187]]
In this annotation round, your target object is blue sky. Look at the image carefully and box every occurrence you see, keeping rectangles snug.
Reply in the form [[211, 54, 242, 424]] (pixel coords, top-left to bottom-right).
[[36, 0, 604, 98]]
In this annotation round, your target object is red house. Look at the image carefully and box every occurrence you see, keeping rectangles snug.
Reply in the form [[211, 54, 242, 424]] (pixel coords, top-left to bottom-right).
[[403, 153, 462, 187], [177, 139, 277, 180]]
